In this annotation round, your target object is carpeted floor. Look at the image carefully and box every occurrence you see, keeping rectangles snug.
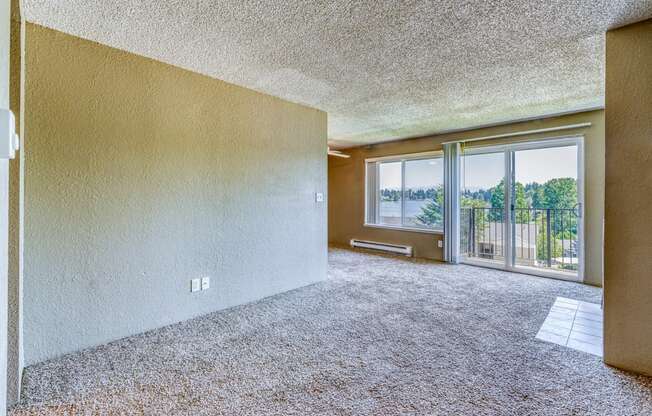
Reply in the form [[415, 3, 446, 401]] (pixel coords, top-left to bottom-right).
[[11, 247, 652, 415]]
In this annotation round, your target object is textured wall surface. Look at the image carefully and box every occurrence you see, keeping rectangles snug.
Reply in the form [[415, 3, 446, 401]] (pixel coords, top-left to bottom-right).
[[23, 24, 327, 365], [604, 19, 652, 376], [329, 110, 605, 287], [7, 7, 23, 404], [1, 0, 11, 411], [20, 1, 652, 146]]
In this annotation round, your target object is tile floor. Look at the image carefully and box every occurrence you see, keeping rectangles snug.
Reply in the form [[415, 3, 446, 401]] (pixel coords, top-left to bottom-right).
[[536, 296, 603, 356]]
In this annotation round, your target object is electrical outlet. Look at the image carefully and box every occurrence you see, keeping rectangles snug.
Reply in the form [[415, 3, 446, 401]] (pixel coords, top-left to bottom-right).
[[437, 240, 443, 248], [201, 276, 210, 290], [190, 278, 201, 292], [315, 192, 324, 202]]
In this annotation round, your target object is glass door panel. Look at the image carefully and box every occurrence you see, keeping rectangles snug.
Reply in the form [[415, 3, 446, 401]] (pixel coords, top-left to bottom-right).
[[459, 151, 506, 268], [458, 138, 583, 281], [512, 144, 581, 278]]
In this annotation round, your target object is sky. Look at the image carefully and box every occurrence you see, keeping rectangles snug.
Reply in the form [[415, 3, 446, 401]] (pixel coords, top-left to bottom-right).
[[463, 145, 578, 190], [379, 145, 578, 190], [379, 158, 444, 189]]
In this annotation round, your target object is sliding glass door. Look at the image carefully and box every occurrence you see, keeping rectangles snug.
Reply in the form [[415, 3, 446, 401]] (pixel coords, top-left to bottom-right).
[[459, 137, 583, 281], [460, 150, 506, 268]]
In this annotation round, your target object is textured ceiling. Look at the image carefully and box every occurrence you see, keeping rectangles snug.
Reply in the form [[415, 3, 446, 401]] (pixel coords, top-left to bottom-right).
[[22, 1, 652, 147]]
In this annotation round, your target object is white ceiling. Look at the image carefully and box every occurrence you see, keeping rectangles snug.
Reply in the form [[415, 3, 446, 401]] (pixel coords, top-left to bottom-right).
[[22, 1, 652, 148]]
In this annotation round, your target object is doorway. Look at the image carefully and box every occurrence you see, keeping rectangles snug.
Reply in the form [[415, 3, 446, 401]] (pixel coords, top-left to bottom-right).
[[459, 137, 584, 281]]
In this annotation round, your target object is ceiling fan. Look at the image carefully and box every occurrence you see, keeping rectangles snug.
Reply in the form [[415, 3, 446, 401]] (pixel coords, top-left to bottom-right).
[[327, 147, 350, 158]]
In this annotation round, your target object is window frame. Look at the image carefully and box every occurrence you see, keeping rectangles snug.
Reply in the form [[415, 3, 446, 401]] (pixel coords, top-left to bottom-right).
[[364, 150, 444, 235]]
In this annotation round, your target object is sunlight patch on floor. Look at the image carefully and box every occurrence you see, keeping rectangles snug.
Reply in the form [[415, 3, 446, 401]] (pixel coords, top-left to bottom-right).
[[536, 297, 603, 356]]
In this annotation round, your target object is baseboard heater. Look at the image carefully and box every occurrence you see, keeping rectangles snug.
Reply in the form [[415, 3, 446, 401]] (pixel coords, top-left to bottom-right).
[[350, 239, 413, 256]]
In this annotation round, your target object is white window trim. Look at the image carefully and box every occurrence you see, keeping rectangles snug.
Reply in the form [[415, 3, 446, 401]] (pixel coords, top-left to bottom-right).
[[365, 150, 444, 233], [365, 150, 443, 163], [363, 223, 444, 235]]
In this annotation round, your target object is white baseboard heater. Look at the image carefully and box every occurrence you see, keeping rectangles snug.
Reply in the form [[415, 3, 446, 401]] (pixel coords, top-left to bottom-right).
[[350, 239, 413, 256]]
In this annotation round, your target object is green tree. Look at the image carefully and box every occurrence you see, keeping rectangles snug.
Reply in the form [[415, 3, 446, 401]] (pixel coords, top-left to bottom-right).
[[541, 177, 578, 238], [536, 229, 563, 261], [461, 196, 488, 209], [380, 189, 401, 202], [416, 185, 444, 227], [542, 178, 577, 209], [488, 179, 528, 223], [525, 182, 545, 208], [461, 196, 489, 233]]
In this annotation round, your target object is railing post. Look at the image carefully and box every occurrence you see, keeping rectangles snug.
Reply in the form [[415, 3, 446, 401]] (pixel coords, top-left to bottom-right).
[[470, 208, 475, 256], [546, 208, 552, 267]]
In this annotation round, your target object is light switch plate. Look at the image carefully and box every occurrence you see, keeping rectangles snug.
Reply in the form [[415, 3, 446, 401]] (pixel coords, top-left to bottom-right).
[[437, 240, 443, 248], [201, 277, 210, 290], [0, 109, 19, 160], [191, 278, 201, 292], [315, 192, 324, 202]]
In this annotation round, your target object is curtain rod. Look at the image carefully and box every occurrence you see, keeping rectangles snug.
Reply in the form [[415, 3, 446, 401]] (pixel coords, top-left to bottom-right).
[[441, 122, 592, 145]]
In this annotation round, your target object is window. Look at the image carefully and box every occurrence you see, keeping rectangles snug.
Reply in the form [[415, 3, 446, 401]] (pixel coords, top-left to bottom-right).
[[365, 152, 444, 232], [378, 161, 402, 225]]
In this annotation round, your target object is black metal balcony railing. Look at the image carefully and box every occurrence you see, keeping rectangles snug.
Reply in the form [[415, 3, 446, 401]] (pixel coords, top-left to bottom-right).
[[460, 207, 579, 272]]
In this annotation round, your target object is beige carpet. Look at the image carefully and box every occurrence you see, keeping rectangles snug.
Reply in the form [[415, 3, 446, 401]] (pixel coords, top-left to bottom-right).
[[11, 247, 652, 415]]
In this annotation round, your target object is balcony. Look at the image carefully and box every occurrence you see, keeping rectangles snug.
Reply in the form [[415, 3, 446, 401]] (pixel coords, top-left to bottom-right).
[[460, 207, 580, 275]]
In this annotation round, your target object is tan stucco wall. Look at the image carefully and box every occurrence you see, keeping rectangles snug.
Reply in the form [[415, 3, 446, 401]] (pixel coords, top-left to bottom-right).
[[23, 24, 328, 365], [604, 19, 652, 376], [329, 110, 605, 286], [0, 0, 10, 411], [7, 5, 23, 404]]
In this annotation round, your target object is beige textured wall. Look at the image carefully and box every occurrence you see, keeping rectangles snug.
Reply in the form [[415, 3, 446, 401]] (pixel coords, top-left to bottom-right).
[[23, 24, 328, 365], [7, 4, 23, 404], [604, 19, 652, 376], [329, 110, 605, 286], [0, 0, 9, 411]]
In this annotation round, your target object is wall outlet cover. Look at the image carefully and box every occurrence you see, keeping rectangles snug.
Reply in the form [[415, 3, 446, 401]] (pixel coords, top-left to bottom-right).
[[201, 277, 210, 290], [438, 240, 443, 248], [315, 192, 324, 202], [191, 278, 201, 292]]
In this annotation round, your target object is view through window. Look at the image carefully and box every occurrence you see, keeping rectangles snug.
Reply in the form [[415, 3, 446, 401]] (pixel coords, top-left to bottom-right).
[[368, 155, 444, 231], [459, 143, 580, 276]]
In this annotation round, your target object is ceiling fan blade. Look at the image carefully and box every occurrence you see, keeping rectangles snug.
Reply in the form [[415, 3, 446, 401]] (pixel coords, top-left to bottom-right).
[[327, 147, 351, 158], [328, 150, 351, 158]]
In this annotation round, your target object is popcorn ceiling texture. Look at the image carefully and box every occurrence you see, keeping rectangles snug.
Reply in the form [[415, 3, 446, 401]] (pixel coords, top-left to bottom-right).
[[22, 1, 652, 147], [10, 248, 652, 415]]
